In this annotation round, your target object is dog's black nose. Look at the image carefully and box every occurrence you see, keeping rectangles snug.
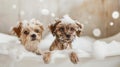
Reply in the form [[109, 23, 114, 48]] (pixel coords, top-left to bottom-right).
[[66, 34, 71, 38], [31, 34, 36, 38]]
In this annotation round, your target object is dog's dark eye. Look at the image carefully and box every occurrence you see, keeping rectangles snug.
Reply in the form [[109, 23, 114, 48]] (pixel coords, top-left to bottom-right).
[[59, 28, 64, 31], [35, 29, 39, 33], [70, 28, 75, 31], [24, 31, 29, 35]]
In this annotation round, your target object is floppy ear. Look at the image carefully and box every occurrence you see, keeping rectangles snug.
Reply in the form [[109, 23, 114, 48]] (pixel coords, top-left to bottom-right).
[[76, 22, 83, 37], [11, 22, 22, 37], [49, 19, 61, 36]]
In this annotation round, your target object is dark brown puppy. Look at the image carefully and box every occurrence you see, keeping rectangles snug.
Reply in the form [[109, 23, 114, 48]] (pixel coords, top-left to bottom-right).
[[43, 15, 83, 64]]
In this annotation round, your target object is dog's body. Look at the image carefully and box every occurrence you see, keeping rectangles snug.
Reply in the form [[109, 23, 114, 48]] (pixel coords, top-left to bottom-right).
[[12, 19, 44, 55], [44, 15, 83, 64], [49, 38, 72, 51]]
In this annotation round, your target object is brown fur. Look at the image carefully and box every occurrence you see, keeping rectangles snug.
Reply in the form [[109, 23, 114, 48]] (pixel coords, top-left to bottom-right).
[[50, 39, 72, 51], [44, 18, 82, 64], [12, 22, 22, 37], [49, 20, 82, 51]]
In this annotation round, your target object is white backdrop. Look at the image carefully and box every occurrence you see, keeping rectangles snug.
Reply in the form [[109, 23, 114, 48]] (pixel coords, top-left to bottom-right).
[[0, 0, 120, 39]]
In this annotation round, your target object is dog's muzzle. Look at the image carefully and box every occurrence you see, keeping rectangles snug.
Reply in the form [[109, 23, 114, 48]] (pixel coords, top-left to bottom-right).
[[31, 34, 36, 41]]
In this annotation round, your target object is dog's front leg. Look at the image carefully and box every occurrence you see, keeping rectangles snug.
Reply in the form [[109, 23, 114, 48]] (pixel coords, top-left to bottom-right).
[[49, 45, 55, 51], [43, 52, 51, 64], [49, 42, 58, 51], [69, 52, 79, 64], [33, 48, 42, 55]]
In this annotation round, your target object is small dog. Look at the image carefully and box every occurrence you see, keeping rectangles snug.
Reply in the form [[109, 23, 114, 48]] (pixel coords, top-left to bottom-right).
[[11, 19, 44, 55], [43, 15, 83, 64]]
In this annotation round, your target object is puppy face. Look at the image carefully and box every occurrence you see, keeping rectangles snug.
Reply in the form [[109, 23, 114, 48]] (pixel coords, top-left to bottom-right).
[[49, 19, 82, 42], [12, 19, 44, 45], [20, 23, 43, 45]]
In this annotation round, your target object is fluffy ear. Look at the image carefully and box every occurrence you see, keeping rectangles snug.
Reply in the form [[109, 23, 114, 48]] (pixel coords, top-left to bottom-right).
[[76, 22, 83, 37], [11, 22, 22, 37], [49, 19, 61, 36]]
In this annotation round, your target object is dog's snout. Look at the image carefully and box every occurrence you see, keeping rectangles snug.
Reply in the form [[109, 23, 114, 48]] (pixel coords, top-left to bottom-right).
[[31, 34, 36, 38], [66, 34, 71, 38]]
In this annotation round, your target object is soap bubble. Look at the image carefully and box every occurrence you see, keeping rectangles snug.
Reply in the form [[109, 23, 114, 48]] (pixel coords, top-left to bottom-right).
[[109, 22, 114, 26], [12, 4, 17, 9], [112, 11, 119, 19], [41, 9, 50, 15], [93, 28, 101, 37]]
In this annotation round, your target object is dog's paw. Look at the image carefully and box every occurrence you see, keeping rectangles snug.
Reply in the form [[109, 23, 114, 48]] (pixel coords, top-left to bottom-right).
[[43, 52, 51, 64], [33, 49, 42, 55], [35, 51, 41, 55], [70, 52, 79, 64]]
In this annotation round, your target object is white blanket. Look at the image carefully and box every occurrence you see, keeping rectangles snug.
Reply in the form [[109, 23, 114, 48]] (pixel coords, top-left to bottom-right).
[[0, 33, 120, 63]]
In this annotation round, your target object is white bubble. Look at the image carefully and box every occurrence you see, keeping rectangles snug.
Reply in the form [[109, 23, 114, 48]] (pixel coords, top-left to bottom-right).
[[41, 9, 49, 15], [93, 28, 101, 37], [51, 13, 55, 17], [20, 10, 25, 15], [12, 4, 16, 9], [39, 0, 44, 2], [109, 22, 114, 26], [112, 11, 119, 19]]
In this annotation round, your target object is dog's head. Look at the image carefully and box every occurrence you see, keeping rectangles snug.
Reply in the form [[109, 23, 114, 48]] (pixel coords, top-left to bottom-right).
[[11, 19, 44, 45], [49, 16, 83, 42]]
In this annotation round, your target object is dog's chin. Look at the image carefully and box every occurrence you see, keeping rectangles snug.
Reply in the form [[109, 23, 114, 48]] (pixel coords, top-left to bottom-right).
[[61, 38, 73, 42], [26, 39, 40, 45], [31, 38, 40, 42], [65, 38, 71, 40], [31, 38, 36, 41], [65, 37, 75, 42], [59, 37, 73, 42]]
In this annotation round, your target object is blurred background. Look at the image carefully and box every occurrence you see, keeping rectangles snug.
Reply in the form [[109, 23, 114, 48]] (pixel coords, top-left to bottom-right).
[[0, 0, 120, 67], [0, 0, 120, 39]]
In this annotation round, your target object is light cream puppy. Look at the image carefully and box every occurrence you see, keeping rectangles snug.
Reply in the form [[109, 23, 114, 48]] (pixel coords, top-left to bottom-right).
[[12, 19, 44, 55]]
